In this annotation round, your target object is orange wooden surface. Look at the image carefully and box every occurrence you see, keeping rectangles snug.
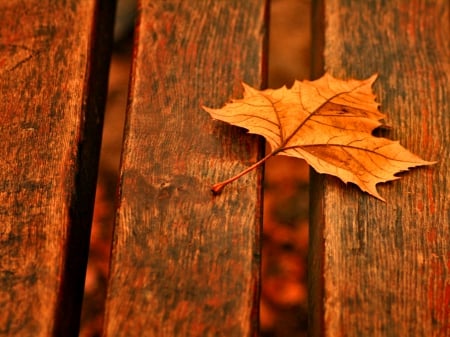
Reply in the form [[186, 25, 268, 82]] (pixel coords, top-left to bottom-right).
[[0, 1, 114, 336], [103, 1, 267, 336], [310, 1, 449, 336]]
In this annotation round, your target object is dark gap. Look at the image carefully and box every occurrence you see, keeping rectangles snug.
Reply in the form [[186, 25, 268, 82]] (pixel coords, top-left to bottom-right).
[[262, 1, 311, 336], [79, 1, 136, 336]]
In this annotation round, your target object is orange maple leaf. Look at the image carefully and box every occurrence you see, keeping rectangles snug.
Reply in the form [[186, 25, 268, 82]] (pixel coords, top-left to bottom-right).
[[203, 73, 435, 201]]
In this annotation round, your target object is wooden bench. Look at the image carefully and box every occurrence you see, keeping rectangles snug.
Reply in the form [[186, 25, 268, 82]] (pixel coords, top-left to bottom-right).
[[1, 1, 448, 336]]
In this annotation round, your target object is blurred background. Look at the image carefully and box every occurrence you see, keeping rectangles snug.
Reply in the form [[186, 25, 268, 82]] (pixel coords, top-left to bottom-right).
[[80, 1, 311, 336]]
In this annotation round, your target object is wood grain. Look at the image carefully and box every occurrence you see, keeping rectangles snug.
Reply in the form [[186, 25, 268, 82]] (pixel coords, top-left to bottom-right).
[[103, 1, 267, 336], [0, 1, 114, 336], [310, 1, 449, 336]]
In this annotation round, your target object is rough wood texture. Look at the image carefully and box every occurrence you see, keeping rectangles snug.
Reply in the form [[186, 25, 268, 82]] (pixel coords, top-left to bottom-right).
[[0, 1, 114, 336], [310, 1, 449, 336], [103, 1, 266, 336]]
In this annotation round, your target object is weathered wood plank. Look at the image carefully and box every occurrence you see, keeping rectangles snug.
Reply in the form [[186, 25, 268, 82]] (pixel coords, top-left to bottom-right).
[[310, 1, 449, 336], [0, 1, 115, 336], [103, 1, 267, 336]]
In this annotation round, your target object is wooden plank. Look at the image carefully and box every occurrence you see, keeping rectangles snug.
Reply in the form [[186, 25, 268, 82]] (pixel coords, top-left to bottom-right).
[[103, 1, 267, 336], [309, 1, 449, 336], [0, 1, 115, 336]]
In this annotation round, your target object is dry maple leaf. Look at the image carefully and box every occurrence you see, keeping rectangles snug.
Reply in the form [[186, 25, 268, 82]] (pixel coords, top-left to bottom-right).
[[203, 73, 435, 201]]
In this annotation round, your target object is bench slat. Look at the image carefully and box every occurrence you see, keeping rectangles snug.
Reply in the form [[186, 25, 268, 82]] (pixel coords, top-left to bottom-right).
[[0, 1, 114, 336], [310, 1, 449, 336], [103, 1, 266, 336]]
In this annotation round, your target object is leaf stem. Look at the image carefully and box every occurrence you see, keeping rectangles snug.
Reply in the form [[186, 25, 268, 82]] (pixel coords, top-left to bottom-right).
[[211, 150, 277, 195]]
